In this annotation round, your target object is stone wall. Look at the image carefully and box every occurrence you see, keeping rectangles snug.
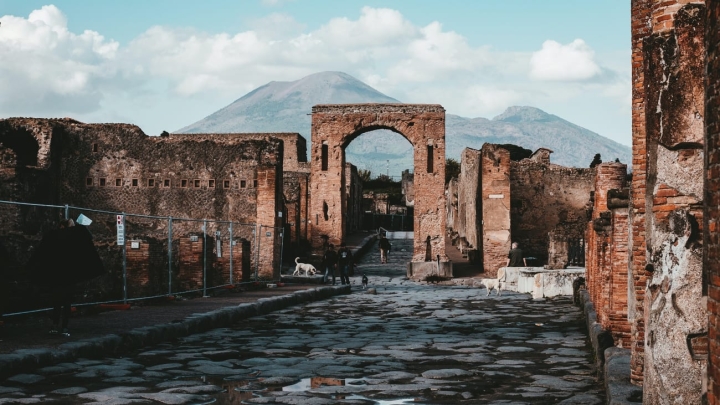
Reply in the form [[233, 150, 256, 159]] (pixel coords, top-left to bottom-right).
[[510, 159, 594, 265], [706, 1, 720, 402], [0, 118, 286, 306], [629, 0, 709, 399], [402, 169, 415, 207], [480, 144, 511, 277], [584, 163, 631, 349], [344, 163, 363, 235], [642, 3, 707, 402], [457, 148, 481, 253], [310, 104, 447, 270]]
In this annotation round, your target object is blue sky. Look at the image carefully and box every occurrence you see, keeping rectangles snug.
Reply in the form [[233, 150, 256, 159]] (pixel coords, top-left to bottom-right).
[[0, 0, 631, 145]]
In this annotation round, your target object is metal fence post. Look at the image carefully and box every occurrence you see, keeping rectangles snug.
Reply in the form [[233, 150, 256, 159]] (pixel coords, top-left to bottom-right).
[[122, 213, 127, 304], [64, 204, 69, 220], [168, 216, 173, 296], [255, 225, 260, 280], [229, 222, 234, 285], [279, 228, 284, 278], [203, 220, 208, 297]]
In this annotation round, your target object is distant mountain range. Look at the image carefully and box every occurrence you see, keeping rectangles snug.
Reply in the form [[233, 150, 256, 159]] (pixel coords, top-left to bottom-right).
[[177, 71, 631, 176]]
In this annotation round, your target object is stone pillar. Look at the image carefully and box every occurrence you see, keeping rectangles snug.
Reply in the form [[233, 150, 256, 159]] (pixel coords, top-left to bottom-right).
[[256, 165, 282, 279], [706, 1, 720, 403], [641, 2, 707, 402], [480, 144, 511, 277]]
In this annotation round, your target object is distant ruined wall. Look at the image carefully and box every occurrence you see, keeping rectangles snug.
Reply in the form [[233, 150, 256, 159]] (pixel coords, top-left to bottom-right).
[[510, 159, 594, 265], [457, 148, 481, 251], [632, 0, 708, 400], [344, 163, 363, 235], [0, 118, 286, 306]]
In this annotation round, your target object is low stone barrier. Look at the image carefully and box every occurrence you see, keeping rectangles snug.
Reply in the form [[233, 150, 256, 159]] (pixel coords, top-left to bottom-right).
[[0, 285, 351, 379], [577, 288, 642, 404], [499, 267, 585, 298]]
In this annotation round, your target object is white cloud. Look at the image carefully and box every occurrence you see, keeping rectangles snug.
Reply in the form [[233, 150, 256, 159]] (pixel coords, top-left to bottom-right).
[[529, 39, 602, 81], [0, 5, 629, 144]]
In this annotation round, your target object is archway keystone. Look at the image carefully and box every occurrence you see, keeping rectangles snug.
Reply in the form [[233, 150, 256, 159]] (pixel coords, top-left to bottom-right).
[[310, 104, 450, 279]]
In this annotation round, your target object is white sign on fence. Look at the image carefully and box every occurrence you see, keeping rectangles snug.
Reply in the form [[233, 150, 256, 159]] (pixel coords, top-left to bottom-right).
[[117, 214, 125, 246]]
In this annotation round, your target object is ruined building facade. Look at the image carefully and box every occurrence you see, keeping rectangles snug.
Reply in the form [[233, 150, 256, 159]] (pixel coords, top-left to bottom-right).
[[0, 118, 320, 308], [585, 1, 720, 402], [446, 144, 594, 277]]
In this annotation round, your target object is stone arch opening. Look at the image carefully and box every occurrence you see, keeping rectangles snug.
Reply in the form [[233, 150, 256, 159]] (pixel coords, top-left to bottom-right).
[[310, 104, 451, 279], [0, 128, 40, 168]]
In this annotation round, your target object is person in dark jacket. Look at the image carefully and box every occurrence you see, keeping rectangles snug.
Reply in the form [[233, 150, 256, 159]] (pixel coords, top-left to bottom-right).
[[506, 242, 527, 267], [322, 244, 339, 285], [28, 218, 104, 337], [337, 242, 353, 285], [379, 235, 391, 264]]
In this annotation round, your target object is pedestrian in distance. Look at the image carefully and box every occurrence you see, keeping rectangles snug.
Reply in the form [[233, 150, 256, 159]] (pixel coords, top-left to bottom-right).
[[506, 242, 527, 267], [322, 244, 339, 285], [337, 242, 353, 285], [379, 235, 392, 264]]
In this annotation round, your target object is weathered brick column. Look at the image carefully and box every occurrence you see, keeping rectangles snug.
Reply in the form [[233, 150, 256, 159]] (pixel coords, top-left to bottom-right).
[[480, 144, 511, 277], [705, 1, 720, 402], [630, 0, 652, 385], [640, 2, 707, 402], [256, 165, 283, 279]]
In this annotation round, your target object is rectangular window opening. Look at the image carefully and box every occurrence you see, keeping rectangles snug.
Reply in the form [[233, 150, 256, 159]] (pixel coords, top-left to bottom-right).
[[86, 177, 93, 186], [223, 180, 230, 189], [427, 144, 434, 173], [115, 178, 122, 187], [208, 179, 215, 188], [148, 179, 155, 187], [194, 179, 200, 188], [240, 180, 247, 189], [181, 179, 188, 188], [164, 179, 170, 188], [132, 179, 138, 187], [253, 180, 258, 188], [92, 143, 98, 153], [99, 178, 106, 187], [321, 143, 329, 171]]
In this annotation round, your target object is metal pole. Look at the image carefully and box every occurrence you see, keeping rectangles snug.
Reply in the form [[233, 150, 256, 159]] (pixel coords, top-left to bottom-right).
[[255, 225, 260, 280], [122, 213, 127, 303], [64, 204, 69, 220], [279, 229, 284, 278], [203, 220, 208, 297], [229, 222, 234, 285], [168, 217, 173, 295]]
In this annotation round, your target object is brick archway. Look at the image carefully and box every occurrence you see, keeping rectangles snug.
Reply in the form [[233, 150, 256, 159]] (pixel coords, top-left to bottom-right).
[[310, 104, 450, 278]]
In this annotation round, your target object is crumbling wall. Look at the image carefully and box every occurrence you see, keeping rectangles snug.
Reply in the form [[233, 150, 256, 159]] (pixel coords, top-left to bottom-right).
[[480, 144, 511, 276], [639, 2, 708, 402], [344, 163, 363, 235], [457, 148, 481, 251], [402, 169, 415, 207], [585, 163, 631, 348], [510, 159, 594, 265], [0, 118, 286, 302], [705, 1, 720, 402]]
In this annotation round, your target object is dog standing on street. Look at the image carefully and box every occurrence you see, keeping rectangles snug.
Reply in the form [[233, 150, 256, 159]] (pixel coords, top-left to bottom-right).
[[361, 273, 369, 289], [479, 278, 502, 296], [293, 257, 317, 277]]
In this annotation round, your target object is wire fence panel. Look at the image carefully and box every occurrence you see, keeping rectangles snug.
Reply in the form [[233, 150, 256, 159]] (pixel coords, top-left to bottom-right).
[[1, 200, 259, 316]]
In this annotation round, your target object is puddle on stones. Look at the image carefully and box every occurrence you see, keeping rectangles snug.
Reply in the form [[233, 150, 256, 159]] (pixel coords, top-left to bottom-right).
[[216, 375, 418, 404]]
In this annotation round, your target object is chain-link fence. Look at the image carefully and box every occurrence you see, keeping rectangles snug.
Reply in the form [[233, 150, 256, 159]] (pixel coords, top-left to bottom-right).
[[0, 200, 282, 317]]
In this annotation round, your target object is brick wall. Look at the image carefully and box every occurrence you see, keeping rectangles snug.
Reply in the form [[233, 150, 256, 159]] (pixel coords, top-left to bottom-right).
[[480, 144, 511, 277], [630, 0, 652, 385], [510, 159, 594, 265], [705, 0, 720, 402], [457, 148, 481, 252], [0, 118, 287, 304], [310, 104, 447, 265], [634, 1, 708, 400]]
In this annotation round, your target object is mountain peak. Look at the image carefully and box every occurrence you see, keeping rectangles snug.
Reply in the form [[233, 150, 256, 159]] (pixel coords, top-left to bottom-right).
[[493, 106, 555, 123]]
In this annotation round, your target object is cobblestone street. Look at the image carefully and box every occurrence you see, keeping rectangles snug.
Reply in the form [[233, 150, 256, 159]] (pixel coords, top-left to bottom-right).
[[0, 239, 603, 404]]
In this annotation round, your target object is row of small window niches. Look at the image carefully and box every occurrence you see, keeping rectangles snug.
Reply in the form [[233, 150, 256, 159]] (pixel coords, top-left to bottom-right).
[[86, 178, 258, 189]]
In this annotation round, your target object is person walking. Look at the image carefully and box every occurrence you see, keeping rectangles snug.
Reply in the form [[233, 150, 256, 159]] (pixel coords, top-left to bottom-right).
[[379, 235, 391, 264], [322, 244, 339, 285], [506, 242, 527, 267], [337, 242, 353, 285], [28, 217, 104, 337]]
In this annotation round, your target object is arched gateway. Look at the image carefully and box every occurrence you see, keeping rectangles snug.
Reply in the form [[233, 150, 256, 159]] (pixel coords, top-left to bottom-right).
[[310, 104, 451, 279]]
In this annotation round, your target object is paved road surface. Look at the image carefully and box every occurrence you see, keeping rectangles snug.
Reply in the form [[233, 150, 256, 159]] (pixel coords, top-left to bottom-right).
[[0, 239, 603, 404]]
